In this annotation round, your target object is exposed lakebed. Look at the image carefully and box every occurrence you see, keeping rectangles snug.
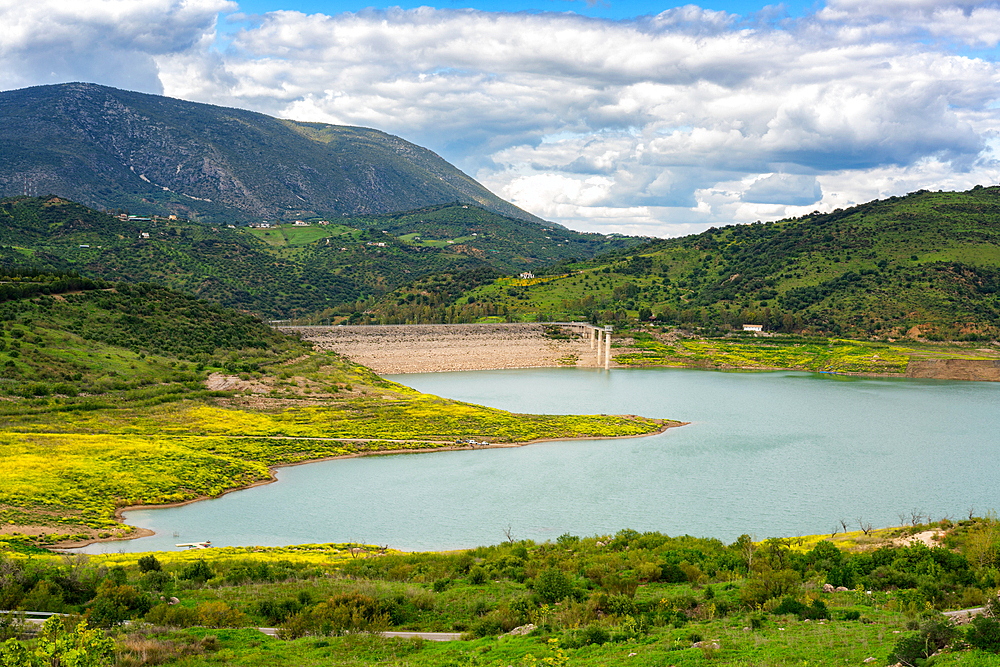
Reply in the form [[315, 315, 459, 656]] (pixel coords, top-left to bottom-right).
[[79, 367, 1000, 553]]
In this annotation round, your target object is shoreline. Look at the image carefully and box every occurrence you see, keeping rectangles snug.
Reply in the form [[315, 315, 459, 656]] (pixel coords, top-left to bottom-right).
[[292, 323, 1000, 381], [56, 419, 685, 550]]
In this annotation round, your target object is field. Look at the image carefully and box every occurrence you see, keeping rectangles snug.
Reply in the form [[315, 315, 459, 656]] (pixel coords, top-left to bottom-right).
[[3, 518, 1000, 666]]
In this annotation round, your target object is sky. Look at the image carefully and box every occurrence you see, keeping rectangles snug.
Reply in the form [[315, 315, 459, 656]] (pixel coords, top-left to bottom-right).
[[1, 0, 998, 237]]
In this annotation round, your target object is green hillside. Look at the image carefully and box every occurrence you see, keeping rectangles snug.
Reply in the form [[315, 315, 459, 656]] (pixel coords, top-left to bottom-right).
[[0, 272, 667, 543], [0, 82, 544, 225], [0, 197, 640, 320], [380, 187, 1000, 340]]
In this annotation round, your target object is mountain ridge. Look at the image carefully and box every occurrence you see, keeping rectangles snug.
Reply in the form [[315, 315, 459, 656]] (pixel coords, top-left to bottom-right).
[[0, 82, 546, 226]]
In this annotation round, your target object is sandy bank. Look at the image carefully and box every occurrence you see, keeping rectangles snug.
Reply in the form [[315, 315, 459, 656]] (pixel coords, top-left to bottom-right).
[[905, 358, 1000, 381]]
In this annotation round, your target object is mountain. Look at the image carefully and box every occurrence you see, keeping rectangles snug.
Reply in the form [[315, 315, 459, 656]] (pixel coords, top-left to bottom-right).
[[0, 82, 545, 225], [374, 187, 1000, 340], [0, 197, 641, 319]]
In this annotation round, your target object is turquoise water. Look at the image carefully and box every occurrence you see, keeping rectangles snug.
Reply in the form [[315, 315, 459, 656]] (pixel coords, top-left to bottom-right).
[[78, 368, 1000, 554]]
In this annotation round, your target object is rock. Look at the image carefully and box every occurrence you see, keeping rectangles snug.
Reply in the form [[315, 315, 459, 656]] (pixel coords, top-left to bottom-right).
[[835, 586, 850, 592], [504, 624, 536, 637], [693, 641, 720, 650], [863, 658, 876, 663], [169, 597, 180, 605], [823, 583, 835, 593]]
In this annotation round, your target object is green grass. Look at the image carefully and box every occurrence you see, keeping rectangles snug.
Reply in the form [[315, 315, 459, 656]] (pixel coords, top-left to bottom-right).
[[7, 519, 1000, 666]]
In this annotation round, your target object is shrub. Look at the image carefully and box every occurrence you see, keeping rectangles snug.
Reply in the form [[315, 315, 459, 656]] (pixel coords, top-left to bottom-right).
[[141, 570, 172, 593], [138, 555, 162, 573], [535, 568, 573, 604], [581, 623, 610, 646], [255, 598, 305, 625], [197, 601, 248, 628], [180, 560, 213, 583], [432, 578, 450, 593], [146, 603, 199, 627], [469, 617, 502, 638], [967, 616, 1000, 653], [888, 616, 956, 665], [604, 594, 638, 617], [89, 581, 152, 628], [772, 597, 804, 617], [468, 566, 488, 585], [739, 569, 801, 608], [280, 592, 389, 639]]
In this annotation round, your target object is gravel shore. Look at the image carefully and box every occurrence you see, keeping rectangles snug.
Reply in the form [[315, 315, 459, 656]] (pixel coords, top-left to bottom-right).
[[286, 323, 613, 374]]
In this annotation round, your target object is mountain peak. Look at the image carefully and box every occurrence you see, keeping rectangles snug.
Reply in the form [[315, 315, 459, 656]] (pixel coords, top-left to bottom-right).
[[0, 82, 545, 226]]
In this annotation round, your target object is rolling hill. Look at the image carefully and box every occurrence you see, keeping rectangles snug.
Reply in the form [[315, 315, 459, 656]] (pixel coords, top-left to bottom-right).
[[373, 187, 1000, 340], [0, 196, 640, 319], [0, 82, 545, 225]]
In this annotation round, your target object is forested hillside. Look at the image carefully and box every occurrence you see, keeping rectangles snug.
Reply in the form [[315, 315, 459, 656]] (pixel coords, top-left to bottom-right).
[[378, 186, 1000, 340], [0, 197, 640, 320]]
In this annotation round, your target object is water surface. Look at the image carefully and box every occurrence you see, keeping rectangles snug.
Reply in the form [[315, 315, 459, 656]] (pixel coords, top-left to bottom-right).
[[79, 368, 1000, 553]]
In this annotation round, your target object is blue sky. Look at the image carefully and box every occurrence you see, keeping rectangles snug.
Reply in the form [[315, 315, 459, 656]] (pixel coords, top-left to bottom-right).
[[229, 0, 819, 20], [1, 0, 998, 236]]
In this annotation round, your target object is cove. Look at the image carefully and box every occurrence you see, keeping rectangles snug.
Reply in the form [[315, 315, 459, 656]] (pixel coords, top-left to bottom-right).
[[77, 367, 1000, 554]]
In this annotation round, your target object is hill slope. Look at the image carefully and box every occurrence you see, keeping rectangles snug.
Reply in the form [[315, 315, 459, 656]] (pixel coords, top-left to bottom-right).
[[0, 82, 545, 225], [0, 272, 667, 542], [0, 197, 640, 319], [376, 187, 1000, 339]]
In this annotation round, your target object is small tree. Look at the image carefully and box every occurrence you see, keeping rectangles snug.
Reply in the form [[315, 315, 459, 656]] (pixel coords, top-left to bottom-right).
[[0, 616, 115, 666], [535, 568, 572, 604], [137, 555, 161, 573]]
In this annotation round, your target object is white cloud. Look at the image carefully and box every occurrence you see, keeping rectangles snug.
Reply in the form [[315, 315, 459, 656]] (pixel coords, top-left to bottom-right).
[[1, 0, 999, 237], [0, 0, 233, 93]]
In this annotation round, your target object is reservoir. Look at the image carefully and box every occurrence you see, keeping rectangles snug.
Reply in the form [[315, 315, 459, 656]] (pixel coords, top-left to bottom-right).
[[79, 367, 1000, 554]]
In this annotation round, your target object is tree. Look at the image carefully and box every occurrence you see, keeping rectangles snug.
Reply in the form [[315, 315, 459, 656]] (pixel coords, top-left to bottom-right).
[[734, 534, 757, 572], [967, 511, 999, 570], [0, 616, 115, 666]]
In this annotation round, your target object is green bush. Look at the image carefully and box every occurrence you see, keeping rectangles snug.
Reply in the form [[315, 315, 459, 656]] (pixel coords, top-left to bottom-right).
[[468, 565, 488, 585], [141, 570, 172, 593], [967, 615, 1000, 653], [88, 581, 152, 628], [772, 597, 829, 620], [180, 560, 213, 583], [146, 602, 199, 627], [138, 555, 161, 572], [469, 617, 503, 638], [888, 616, 956, 665], [535, 568, 573, 604], [255, 598, 305, 625], [197, 601, 249, 628], [739, 569, 801, 608], [604, 594, 638, 617], [280, 592, 390, 639]]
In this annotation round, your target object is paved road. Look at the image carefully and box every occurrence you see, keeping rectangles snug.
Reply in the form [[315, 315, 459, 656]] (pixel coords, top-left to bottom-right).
[[257, 628, 462, 641], [382, 631, 463, 641], [943, 607, 986, 622]]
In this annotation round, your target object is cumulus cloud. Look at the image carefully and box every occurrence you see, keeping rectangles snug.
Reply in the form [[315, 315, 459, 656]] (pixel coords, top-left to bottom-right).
[[0, 0, 233, 93], [1, 0, 999, 236], [742, 173, 823, 205]]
